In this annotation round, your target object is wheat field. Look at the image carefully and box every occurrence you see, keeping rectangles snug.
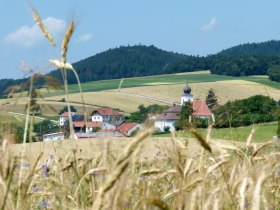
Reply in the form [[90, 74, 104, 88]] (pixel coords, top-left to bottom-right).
[[109, 80, 280, 105]]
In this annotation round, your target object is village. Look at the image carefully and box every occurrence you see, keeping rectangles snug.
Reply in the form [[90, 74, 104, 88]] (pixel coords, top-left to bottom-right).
[[42, 84, 213, 141]]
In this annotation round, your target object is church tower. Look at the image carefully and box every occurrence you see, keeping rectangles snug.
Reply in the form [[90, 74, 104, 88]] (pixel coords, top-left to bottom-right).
[[181, 84, 193, 105]]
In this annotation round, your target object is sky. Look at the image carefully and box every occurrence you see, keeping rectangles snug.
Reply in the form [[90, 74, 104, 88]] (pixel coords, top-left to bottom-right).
[[1, 0, 280, 79]]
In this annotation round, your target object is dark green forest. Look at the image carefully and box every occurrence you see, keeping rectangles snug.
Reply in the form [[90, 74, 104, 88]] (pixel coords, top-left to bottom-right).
[[214, 95, 278, 128], [1, 41, 280, 95]]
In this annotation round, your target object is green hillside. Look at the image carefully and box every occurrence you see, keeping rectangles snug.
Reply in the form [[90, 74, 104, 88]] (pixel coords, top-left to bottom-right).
[[49, 45, 195, 84], [43, 71, 280, 97], [1, 41, 280, 96], [218, 40, 280, 56]]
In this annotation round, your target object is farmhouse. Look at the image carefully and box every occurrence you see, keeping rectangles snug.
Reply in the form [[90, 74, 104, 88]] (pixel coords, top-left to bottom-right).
[[155, 84, 213, 132], [118, 122, 142, 136], [59, 112, 76, 126], [72, 121, 103, 133], [91, 107, 124, 124]]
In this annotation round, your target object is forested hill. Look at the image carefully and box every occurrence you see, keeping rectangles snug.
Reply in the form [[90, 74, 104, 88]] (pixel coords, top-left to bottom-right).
[[209, 40, 280, 78], [1, 41, 280, 95], [49, 45, 197, 84], [217, 40, 280, 57]]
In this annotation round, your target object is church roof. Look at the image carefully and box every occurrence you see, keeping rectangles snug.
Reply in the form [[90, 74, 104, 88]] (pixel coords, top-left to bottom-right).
[[192, 100, 212, 117], [155, 100, 212, 121]]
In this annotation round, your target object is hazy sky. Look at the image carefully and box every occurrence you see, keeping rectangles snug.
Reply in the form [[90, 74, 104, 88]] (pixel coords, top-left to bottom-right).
[[1, 0, 280, 79]]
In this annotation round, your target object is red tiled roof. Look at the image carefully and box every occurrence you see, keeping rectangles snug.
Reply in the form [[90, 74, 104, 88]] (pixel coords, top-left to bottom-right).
[[118, 123, 138, 136], [155, 112, 180, 121], [60, 112, 75, 117], [164, 105, 181, 113], [92, 108, 122, 116], [72, 121, 102, 128], [192, 100, 212, 117], [155, 100, 212, 121]]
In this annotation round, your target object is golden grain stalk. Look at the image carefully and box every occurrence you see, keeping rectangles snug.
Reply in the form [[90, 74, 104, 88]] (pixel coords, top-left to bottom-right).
[[31, 7, 56, 47], [62, 21, 75, 64], [190, 128, 212, 153]]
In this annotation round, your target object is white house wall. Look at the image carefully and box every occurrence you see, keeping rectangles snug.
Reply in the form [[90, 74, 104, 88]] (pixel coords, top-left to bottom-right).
[[59, 117, 67, 126], [181, 95, 194, 105], [92, 114, 103, 122], [155, 120, 177, 132], [127, 125, 141, 136]]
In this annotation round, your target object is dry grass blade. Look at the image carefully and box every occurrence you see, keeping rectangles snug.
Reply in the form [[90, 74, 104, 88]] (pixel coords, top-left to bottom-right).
[[31, 7, 56, 47], [206, 124, 212, 143], [140, 169, 164, 176], [190, 128, 212, 153], [252, 141, 272, 158], [62, 20, 75, 63], [251, 172, 268, 210], [74, 168, 106, 199], [239, 178, 248, 210], [147, 197, 170, 210], [92, 128, 153, 210], [183, 157, 193, 177], [163, 178, 203, 201], [246, 128, 255, 147], [118, 78, 124, 92], [205, 160, 227, 178]]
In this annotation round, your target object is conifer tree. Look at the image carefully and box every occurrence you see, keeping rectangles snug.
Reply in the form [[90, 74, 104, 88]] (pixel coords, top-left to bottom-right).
[[205, 88, 218, 110], [175, 101, 193, 130]]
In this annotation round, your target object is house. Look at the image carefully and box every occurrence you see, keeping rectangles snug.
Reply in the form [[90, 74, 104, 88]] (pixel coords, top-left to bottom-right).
[[91, 108, 123, 123], [43, 132, 64, 142], [154, 84, 213, 132], [59, 112, 76, 126], [118, 123, 142, 136], [72, 121, 103, 133], [154, 106, 180, 132]]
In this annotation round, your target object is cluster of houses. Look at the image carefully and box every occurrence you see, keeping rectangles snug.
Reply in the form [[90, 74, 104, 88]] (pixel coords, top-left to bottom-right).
[[43, 107, 142, 141], [43, 84, 213, 141]]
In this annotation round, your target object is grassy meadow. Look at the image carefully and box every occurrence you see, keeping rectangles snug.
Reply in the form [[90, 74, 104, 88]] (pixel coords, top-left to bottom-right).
[[156, 123, 278, 142]]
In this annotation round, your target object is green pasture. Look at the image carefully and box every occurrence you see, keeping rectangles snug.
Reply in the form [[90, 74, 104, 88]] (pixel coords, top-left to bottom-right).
[[156, 123, 278, 143], [42, 71, 280, 97]]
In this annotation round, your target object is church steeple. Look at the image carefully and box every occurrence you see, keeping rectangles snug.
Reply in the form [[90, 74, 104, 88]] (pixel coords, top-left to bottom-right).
[[183, 84, 191, 94], [181, 83, 193, 105]]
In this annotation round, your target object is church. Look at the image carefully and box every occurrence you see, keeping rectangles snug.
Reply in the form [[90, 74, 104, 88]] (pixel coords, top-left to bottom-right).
[[154, 84, 213, 132]]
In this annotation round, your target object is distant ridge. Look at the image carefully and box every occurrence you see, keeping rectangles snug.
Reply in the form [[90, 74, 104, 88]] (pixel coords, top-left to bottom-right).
[[49, 45, 191, 84], [1, 41, 280, 95], [217, 40, 280, 56]]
